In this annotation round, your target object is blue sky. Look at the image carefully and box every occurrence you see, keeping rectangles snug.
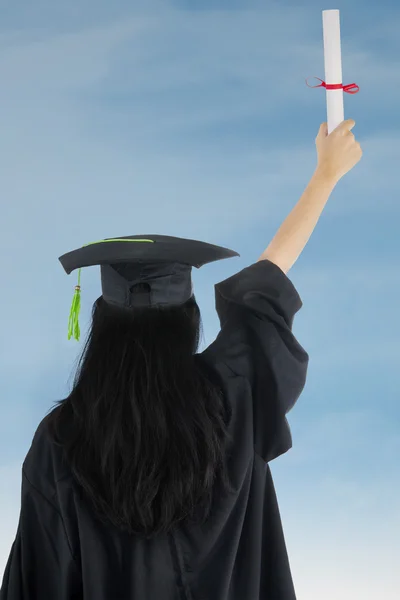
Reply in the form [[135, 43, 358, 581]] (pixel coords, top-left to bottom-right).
[[1, 1, 399, 598]]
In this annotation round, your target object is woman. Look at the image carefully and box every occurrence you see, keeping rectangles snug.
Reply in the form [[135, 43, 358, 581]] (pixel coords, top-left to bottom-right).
[[0, 120, 362, 600]]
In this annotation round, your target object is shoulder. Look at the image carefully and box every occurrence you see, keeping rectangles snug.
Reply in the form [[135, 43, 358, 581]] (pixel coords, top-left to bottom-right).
[[23, 409, 72, 496], [27, 411, 57, 454]]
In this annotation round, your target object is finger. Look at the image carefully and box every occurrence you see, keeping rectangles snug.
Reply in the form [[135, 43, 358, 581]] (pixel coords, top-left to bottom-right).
[[344, 129, 355, 139], [319, 122, 328, 136], [339, 119, 356, 132]]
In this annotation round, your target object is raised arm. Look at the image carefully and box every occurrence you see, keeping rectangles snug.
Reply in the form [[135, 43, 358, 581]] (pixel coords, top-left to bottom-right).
[[258, 119, 362, 274]]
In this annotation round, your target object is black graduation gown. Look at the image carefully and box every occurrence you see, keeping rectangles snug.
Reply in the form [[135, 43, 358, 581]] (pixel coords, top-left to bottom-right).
[[0, 259, 309, 600]]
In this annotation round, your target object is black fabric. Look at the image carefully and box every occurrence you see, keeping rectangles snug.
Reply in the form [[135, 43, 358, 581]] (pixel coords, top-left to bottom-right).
[[1, 259, 309, 600]]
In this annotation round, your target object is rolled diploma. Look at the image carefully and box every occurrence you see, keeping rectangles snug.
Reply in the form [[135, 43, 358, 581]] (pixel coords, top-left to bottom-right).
[[322, 9, 344, 134]]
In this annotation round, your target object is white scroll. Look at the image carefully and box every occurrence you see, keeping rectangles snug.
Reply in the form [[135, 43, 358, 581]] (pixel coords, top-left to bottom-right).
[[322, 9, 344, 134]]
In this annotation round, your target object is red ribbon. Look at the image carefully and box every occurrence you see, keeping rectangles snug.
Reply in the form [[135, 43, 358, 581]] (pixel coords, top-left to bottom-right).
[[306, 76, 359, 94]]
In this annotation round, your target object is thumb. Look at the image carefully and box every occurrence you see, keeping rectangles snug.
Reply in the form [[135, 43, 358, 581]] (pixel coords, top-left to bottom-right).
[[317, 122, 328, 137]]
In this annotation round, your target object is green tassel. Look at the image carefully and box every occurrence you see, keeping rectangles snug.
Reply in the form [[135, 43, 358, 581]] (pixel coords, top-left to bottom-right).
[[65, 239, 155, 342], [68, 268, 82, 341]]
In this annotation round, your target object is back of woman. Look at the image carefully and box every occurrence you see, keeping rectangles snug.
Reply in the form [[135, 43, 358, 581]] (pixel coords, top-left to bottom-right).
[[0, 120, 362, 600]]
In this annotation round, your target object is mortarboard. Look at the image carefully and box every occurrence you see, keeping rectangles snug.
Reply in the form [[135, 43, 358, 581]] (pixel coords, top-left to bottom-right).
[[59, 234, 240, 342]]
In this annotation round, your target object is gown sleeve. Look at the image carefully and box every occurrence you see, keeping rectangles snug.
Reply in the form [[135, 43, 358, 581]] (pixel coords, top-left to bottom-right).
[[0, 468, 82, 600], [202, 259, 309, 463]]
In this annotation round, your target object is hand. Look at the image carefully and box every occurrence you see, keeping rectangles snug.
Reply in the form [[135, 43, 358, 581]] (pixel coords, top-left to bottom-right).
[[315, 119, 363, 182]]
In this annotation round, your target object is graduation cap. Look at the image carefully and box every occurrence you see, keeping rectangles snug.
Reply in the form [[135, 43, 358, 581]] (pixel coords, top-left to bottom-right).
[[59, 234, 240, 342]]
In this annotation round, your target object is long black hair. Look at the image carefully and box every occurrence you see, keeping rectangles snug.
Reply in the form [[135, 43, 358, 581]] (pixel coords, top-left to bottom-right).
[[45, 282, 234, 539]]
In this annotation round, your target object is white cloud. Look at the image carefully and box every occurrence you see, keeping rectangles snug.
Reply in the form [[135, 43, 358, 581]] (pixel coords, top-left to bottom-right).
[[0, 5, 396, 331]]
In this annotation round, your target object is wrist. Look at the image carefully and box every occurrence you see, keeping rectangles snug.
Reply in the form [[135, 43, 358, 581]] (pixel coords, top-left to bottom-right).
[[313, 165, 339, 188]]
